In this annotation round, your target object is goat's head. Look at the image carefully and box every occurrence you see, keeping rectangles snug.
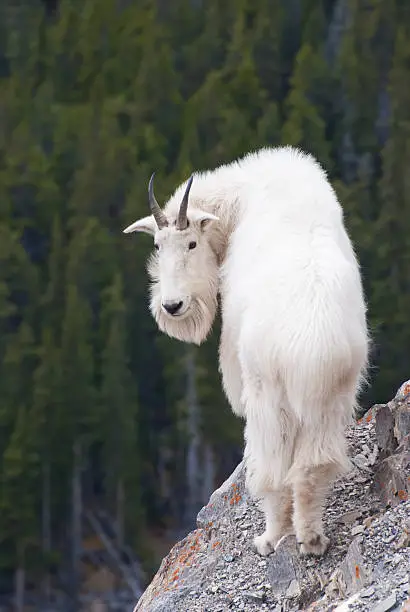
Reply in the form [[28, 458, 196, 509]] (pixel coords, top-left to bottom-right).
[[123, 173, 220, 345]]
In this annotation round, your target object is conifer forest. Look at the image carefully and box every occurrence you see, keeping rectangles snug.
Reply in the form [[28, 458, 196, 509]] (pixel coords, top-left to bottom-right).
[[0, 0, 409, 609]]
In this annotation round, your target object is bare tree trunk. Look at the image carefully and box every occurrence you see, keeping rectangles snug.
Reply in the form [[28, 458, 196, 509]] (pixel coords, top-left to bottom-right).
[[116, 478, 124, 549], [184, 348, 201, 529], [15, 545, 25, 612], [202, 443, 215, 502], [42, 459, 51, 601], [71, 438, 82, 612], [85, 511, 142, 599]]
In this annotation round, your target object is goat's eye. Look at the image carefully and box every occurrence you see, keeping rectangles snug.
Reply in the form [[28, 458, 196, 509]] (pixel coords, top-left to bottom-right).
[[154, 243, 159, 251], [188, 241, 197, 250]]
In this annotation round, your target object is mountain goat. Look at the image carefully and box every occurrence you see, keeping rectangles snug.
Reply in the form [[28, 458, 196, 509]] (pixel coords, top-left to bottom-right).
[[123, 146, 368, 557]]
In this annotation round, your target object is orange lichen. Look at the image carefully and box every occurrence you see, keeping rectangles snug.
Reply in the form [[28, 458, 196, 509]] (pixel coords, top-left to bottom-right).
[[211, 540, 221, 549], [225, 483, 243, 505], [229, 493, 242, 505], [358, 407, 376, 424], [365, 410, 373, 423], [398, 489, 408, 501], [221, 483, 244, 506], [355, 565, 360, 579], [148, 529, 207, 596], [402, 383, 410, 396], [171, 569, 180, 582]]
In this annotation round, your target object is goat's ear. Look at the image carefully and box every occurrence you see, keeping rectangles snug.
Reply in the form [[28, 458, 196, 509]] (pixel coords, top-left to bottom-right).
[[190, 210, 220, 232], [123, 215, 156, 236]]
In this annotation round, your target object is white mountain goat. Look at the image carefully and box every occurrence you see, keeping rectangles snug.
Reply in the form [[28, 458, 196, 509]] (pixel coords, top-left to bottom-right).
[[123, 146, 369, 556]]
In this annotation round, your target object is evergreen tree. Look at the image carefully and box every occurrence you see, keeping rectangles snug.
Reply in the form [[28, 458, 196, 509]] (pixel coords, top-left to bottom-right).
[[58, 284, 95, 608], [31, 326, 62, 595], [282, 43, 332, 169], [250, 0, 284, 100], [0, 405, 40, 611], [336, 0, 396, 163], [371, 23, 410, 400], [99, 273, 141, 546]]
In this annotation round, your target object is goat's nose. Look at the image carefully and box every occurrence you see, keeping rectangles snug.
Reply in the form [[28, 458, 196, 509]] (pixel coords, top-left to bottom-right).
[[163, 300, 183, 315]]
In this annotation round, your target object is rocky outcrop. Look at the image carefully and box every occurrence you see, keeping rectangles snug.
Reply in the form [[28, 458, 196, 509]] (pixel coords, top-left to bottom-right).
[[135, 382, 410, 612]]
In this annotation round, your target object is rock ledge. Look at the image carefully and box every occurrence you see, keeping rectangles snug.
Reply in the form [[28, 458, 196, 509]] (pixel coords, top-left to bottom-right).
[[135, 382, 410, 612]]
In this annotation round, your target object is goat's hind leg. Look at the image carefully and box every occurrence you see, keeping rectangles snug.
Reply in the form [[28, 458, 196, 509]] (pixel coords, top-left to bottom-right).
[[253, 486, 294, 556], [289, 396, 352, 556], [242, 379, 296, 556], [291, 463, 337, 556]]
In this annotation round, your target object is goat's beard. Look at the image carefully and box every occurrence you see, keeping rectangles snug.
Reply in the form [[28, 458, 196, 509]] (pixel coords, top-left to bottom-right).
[[146, 252, 219, 345], [149, 286, 218, 346]]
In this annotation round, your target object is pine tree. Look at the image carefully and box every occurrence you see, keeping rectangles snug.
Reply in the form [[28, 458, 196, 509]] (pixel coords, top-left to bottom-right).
[[0, 323, 37, 445], [371, 23, 410, 400], [99, 273, 141, 546], [31, 326, 62, 598], [256, 102, 281, 148], [282, 43, 332, 169], [42, 215, 65, 335], [218, 52, 267, 159], [58, 284, 95, 609], [181, 0, 236, 95], [250, 0, 284, 100], [130, 5, 182, 168], [0, 405, 40, 612], [336, 0, 396, 160], [0, 227, 18, 364], [177, 69, 230, 170], [0, 324, 40, 608]]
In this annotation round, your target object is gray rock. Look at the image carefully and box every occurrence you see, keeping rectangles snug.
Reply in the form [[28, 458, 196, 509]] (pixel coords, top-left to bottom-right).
[[267, 535, 301, 597], [361, 586, 375, 597], [286, 578, 301, 598], [244, 590, 266, 603], [373, 444, 410, 507], [197, 460, 248, 531], [328, 536, 371, 599], [375, 404, 397, 458], [338, 509, 363, 524], [372, 389, 410, 507], [372, 593, 398, 612], [395, 380, 410, 401], [352, 453, 373, 472], [395, 411, 410, 446]]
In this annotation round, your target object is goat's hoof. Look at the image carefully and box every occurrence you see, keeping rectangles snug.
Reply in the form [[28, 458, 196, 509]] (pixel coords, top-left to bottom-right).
[[299, 532, 329, 556], [254, 532, 276, 556]]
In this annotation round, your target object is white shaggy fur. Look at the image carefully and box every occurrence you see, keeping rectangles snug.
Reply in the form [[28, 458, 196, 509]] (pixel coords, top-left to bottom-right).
[[124, 146, 369, 556]]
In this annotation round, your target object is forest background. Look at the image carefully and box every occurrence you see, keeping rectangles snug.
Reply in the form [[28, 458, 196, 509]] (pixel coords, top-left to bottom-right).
[[0, 0, 409, 608]]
